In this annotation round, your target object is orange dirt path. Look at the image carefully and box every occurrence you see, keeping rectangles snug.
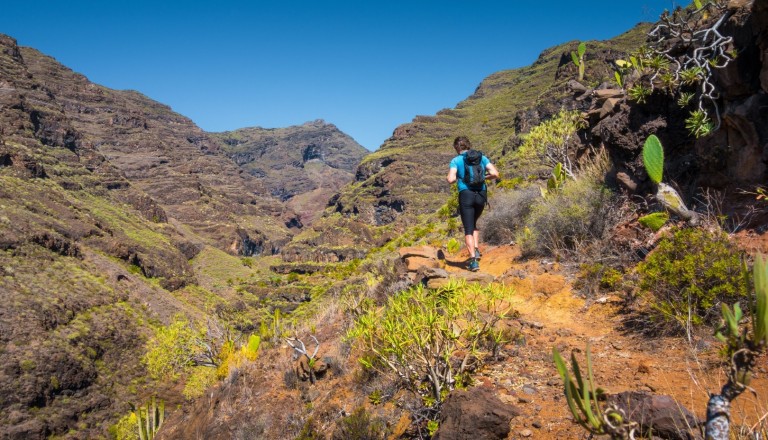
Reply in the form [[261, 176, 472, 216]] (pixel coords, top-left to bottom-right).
[[445, 244, 768, 439]]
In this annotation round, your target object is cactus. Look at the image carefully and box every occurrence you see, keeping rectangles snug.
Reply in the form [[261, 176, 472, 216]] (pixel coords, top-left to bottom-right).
[[571, 42, 587, 80], [753, 254, 768, 346], [638, 212, 669, 232], [640, 135, 698, 227], [642, 135, 664, 184], [135, 396, 164, 440]]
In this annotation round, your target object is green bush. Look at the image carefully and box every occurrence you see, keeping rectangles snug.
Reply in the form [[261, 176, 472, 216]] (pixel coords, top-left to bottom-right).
[[348, 280, 514, 406], [183, 366, 217, 400], [143, 317, 201, 380], [575, 263, 624, 296], [110, 412, 139, 440], [637, 227, 748, 333]]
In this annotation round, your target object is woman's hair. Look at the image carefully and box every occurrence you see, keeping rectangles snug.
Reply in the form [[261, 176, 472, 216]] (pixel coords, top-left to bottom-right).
[[453, 136, 472, 152]]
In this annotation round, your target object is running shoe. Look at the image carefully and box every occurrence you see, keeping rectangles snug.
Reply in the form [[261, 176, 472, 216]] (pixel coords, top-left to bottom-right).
[[475, 248, 482, 260], [468, 258, 480, 272]]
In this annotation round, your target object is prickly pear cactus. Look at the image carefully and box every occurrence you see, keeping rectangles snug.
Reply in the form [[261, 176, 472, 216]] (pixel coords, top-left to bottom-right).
[[642, 135, 664, 185], [657, 183, 698, 224], [638, 212, 669, 232]]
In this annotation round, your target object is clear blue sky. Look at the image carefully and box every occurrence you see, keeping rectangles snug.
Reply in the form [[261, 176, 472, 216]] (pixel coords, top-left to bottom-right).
[[1, 1, 678, 151]]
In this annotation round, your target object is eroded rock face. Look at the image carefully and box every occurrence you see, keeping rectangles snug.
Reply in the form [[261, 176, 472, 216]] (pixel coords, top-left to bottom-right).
[[0, 32, 298, 438]]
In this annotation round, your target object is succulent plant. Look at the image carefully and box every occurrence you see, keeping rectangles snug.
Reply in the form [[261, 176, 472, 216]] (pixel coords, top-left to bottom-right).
[[135, 396, 164, 440], [642, 135, 664, 185], [571, 42, 586, 80], [640, 135, 698, 227]]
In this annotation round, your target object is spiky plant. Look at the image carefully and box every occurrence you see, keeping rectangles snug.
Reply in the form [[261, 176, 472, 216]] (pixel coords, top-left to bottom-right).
[[706, 254, 768, 439], [135, 396, 165, 440], [553, 343, 636, 439]]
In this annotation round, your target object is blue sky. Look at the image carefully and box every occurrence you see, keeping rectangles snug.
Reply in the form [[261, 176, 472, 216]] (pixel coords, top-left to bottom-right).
[[1, 1, 678, 150]]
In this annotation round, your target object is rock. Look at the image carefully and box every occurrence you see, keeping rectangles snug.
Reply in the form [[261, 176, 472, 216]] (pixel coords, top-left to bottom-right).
[[592, 88, 624, 100], [399, 245, 439, 260], [405, 256, 440, 271], [427, 277, 451, 289], [433, 387, 519, 440], [605, 391, 702, 440], [417, 266, 450, 280], [295, 355, 329, 383], [519, 428, 533, 437], [460, 271, 496, 285], [567, 80, 588, 94], [522, 385, 537, 395], [599, 97, 621, 119], [615, 170, 639, 192]]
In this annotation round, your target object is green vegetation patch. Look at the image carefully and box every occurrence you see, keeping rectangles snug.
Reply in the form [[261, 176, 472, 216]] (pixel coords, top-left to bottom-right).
[[637, 227, 749, 332]]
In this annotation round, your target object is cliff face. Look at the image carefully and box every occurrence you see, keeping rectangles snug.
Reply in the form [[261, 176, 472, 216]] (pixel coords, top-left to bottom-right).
[[213, 120, 368, 225], [0, 34, 197, 438], [16, 45, 302, 256]]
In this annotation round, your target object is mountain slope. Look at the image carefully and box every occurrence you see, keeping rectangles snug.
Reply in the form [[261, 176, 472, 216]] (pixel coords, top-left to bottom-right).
[[0, 33, 369, 438], [17, 45, 302, 256], [213, 120, 368, 225], [283, 25, 652, 262]]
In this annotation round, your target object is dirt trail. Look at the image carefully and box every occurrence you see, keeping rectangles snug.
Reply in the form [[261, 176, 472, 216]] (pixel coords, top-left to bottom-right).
[[445, 244, 768, 439]]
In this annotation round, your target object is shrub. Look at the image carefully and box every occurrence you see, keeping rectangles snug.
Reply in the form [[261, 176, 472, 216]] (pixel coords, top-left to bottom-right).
[[575, 263, 624, 296], [347, 280, 514, 407], [637, 227, 748, 333], [519, 176, 617, 259], [331, 407, 387, 440], [513, 109, 585, 178], [143, 317, 201, 380], [482, 186, 539, 245], [110, 412, 139, 440], [183, 366, 217, 400], [445, 237, 461, 255]]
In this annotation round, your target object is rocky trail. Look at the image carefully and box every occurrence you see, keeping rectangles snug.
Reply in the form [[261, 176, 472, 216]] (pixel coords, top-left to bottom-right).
[[432, 244, 768, 439]]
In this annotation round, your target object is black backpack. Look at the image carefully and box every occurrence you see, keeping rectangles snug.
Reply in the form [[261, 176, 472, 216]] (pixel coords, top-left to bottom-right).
[[463, 150, 485, 190]]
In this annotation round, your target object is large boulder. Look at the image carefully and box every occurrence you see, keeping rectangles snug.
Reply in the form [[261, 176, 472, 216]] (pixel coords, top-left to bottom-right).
[[434, 387, 519, 440], [606, 391, 702, 440]]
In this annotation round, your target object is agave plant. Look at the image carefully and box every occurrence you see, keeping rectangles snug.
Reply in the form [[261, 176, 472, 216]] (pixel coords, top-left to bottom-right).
[[685, 110, 714, 138], [553, 343, 636, 439]]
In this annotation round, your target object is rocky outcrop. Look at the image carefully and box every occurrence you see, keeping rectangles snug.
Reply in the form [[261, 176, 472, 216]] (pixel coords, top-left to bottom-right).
[[580, 1, 768, 213], [398, 245, 496, 288]]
